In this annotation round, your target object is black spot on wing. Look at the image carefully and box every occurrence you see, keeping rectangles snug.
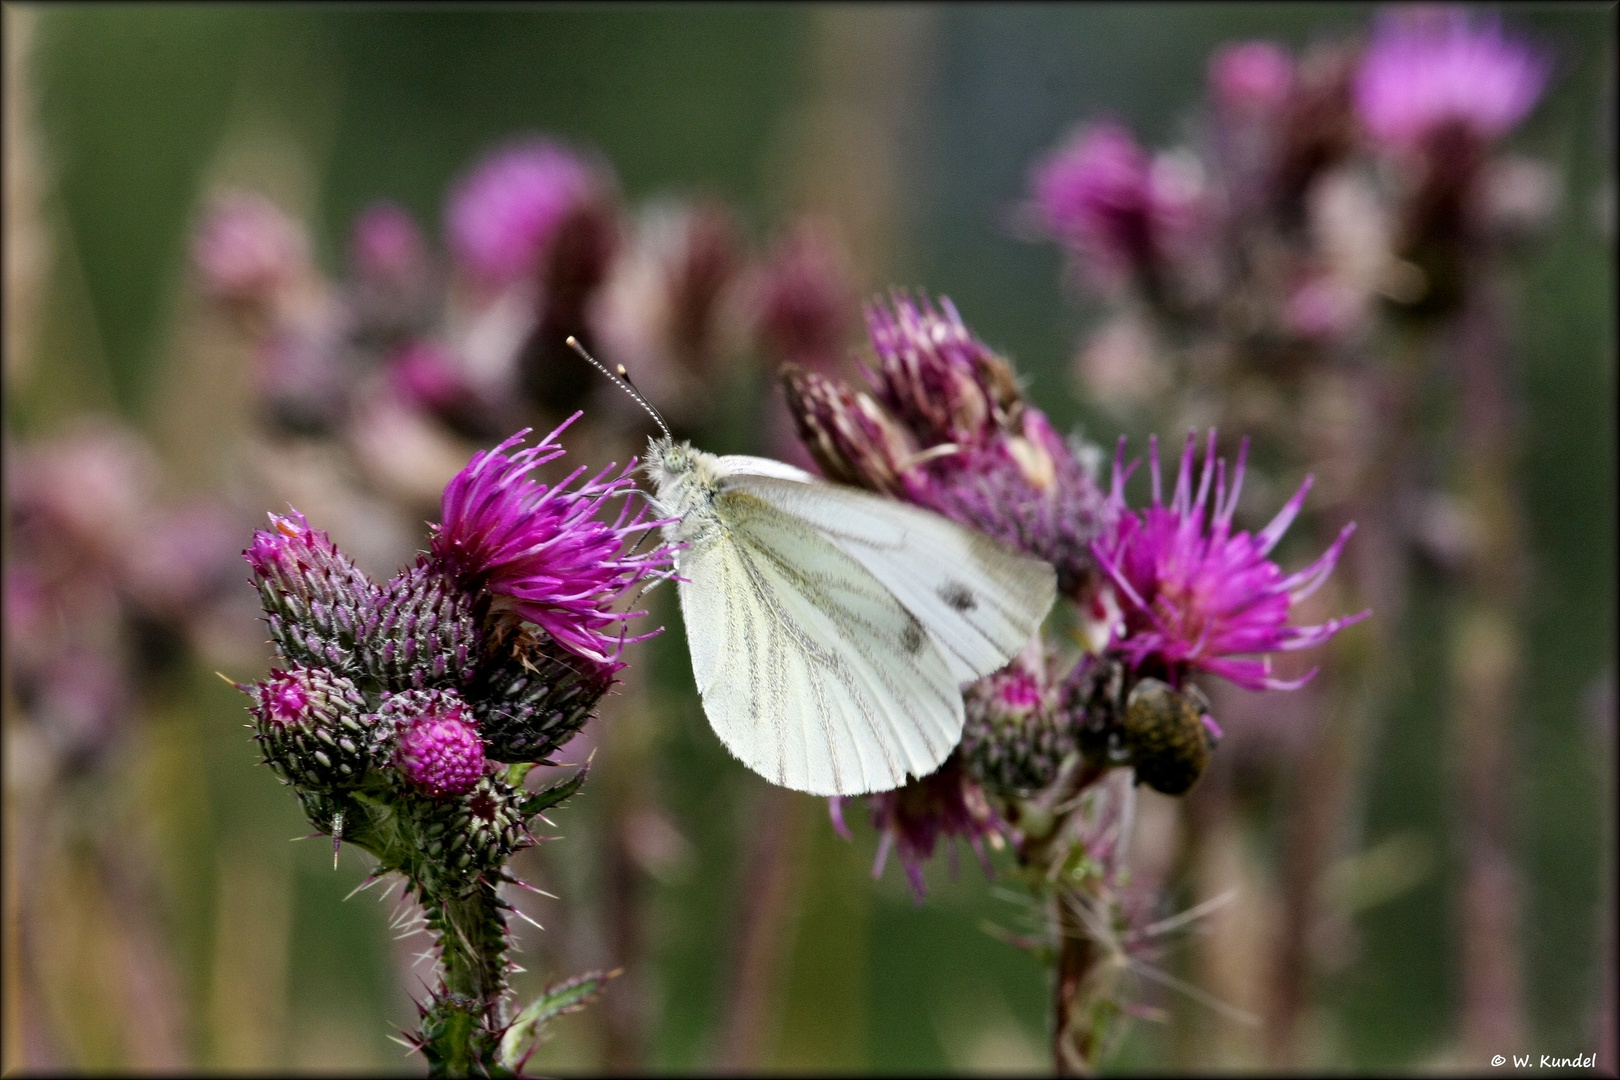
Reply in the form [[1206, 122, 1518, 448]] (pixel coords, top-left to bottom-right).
[[939, 581, 977, 613], [900, 614, 926, 655]]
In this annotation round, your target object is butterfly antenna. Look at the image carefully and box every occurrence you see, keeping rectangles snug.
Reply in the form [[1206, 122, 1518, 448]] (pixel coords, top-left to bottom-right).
[[566, 335, 672, 441]]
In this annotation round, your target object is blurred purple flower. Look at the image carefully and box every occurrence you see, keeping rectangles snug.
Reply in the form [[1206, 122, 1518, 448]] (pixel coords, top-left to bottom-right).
[[388, 341, 478, 415], [121, 501, 243, 618], [431, 418, 673, 668], [350, 200, 429, 282], [1029, 123, 1202, 291], [34, 648, 130, 767], [831, 755, 1000, 901], [446, 140, 596, 287], [1209, 41, 1295, 114], [1092, 430, 1368, 692], [1354, 8, 1550, 151], [752, 220, 857, 370], [192, 191, 309, 304]]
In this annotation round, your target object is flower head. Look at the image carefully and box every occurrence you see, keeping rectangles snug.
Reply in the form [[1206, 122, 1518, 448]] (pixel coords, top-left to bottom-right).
[[446, 140, 597, 287], [247, 667, 373, 789], [192, 191, 309, 304], [392, 695, 486, 798], [832, 755, 1000, 901], [751, 221, 857, 369], [786, 295, 1109, 596], [263, 678, 309, 724], [1209, 41, 1295, 115], [1029, 124, 1203, 291], [245, 509, 375, 673], [388, 341, 478, 416], [351, 201, 429, 282], [431, 418, 673, 668], [960, 644, 1075, 796], [1092, 430, 1368, 692], [1355, 8, 1549, 152]]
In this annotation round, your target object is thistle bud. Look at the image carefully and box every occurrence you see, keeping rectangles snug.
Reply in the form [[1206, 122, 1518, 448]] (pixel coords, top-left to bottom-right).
[[781, 364, 918, 496], [1120, 678, 1215, 796], [244, 510, 375, 675], [865, 294, 1015, 446], [362, 557, 482, 692], [247, 667, 374, 789], [382, 690, 487, 798], [405, 774, 528, 897], [960, 653, 1074, 796], [471, 622, 614, 763]]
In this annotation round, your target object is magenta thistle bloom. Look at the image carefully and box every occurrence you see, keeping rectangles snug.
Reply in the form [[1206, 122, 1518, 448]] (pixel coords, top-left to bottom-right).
[[1354, 8, 1550, 152], [446, 140, 596, 287], [864, 295, 1110, 596], [1092, 430, 1368, 692], [395, 702, 486, 798], [1029, 123, 1201, 291], [263, 677, 309, 724], [831, 755, 1000, 901], [786, 295, 1112, 598], [431, 417, 673, 668]]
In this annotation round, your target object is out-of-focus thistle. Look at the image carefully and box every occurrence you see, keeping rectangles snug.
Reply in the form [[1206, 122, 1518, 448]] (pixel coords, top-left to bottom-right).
[[784, 295, 1365, 1073], [1016, 7, 1555, 1070], [1029, 124, 1208, 303], [233, 419, 674, 1076], [1354, 8, 1551, 312]]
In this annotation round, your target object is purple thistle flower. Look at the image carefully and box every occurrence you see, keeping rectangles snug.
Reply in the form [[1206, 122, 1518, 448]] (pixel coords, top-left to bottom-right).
[[192, 191, 309, 305], [1092, 430, 1369, 692], [1354, 8, 1550, 152], [831, 755, 1001, 902], [1209, 41, 1295, 115], [446, 140, 597, 288], [388, 341, 479, 416], [787, 294, 1110, 597], [1029, 123, 1202, 292], [960, 643, 1074, 795], [244, 509, 375, 673], [350, 200, 428, 282], [431, 417, 673, 669], [394, 701, 486, 798], [263, 677, 309, 724], [752, 221, 858, 370]]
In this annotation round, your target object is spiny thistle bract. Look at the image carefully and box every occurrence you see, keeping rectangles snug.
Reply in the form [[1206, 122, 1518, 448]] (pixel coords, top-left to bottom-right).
[[236, 418, 673, 1076]]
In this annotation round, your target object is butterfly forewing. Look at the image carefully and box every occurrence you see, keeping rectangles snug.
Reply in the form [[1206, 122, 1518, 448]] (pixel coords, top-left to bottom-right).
[[677, 488, 963, 796], [729, 475, 1057, 684]]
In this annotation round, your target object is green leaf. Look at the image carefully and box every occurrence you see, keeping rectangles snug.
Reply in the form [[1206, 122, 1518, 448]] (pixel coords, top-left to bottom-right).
[[498, 969, 617, 1070], [504, 762, 537, 788], [519, 764, 588, 819]]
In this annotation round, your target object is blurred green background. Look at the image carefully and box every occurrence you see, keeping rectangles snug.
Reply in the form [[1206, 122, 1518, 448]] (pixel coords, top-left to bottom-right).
[[6, 3, 1612, 1072]]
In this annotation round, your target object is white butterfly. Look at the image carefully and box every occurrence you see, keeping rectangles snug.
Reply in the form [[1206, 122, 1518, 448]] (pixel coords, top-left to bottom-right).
[[565, 337, 1056, 797], [646, 439, 1056, 796]]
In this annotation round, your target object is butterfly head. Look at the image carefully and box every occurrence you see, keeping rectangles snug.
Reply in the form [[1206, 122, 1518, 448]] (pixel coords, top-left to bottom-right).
[[645, 436, 714, 519]]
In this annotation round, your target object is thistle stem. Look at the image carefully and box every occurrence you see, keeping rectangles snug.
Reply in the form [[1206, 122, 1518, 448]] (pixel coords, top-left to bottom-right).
[[420, 881, 513, 1078]]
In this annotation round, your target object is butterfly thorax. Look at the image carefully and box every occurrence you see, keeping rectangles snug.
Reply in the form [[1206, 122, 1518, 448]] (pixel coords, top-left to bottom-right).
[[646, 437, 724, 549]]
